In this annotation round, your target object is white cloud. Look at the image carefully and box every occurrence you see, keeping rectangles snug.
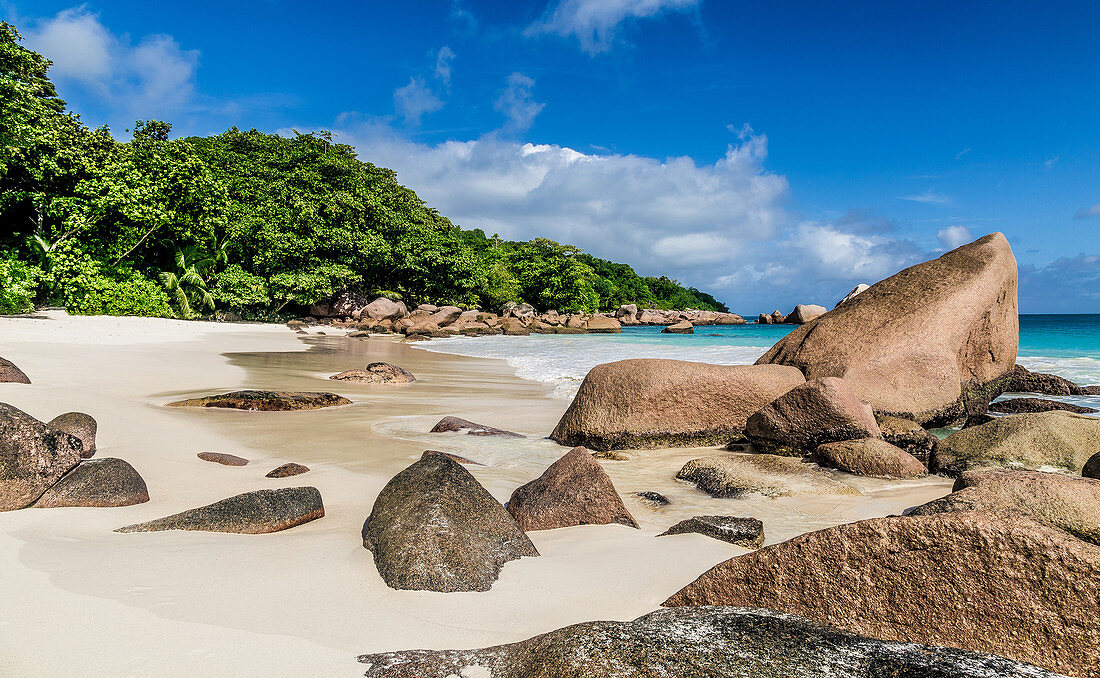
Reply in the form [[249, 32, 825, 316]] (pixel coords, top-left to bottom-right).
[[25, 7, 199, 125], [900, 189, 951, 205], [494, 73, 545, 132], [937, 225, 973, 250], [526, 0, 700, 55], [434, 46, 455, 86], [394, 77, 444, 126], [1074, 203, 1100, 219]]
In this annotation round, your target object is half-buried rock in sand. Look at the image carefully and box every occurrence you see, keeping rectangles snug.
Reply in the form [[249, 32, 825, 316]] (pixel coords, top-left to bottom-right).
[[663, 512, 1100, 678], [197, 451, 249, 466], [676, 454, 859, 499], [811, 438, 926, 479], [34, 458, 148, 508], [0, 357, 30, 384], [551, 360, 805, 450], [756, 233, 1019, 426], [931, 410, 1100, 475], [330, 362, 415, 383], [658, 515, 764, 547], [744, 377, 881, 455], [430, 416, 523, 438], [357, 606, 1059, 678], [47, 412, 97, 458], [0, 402, 84, 511], [506, 446, 638, 530], [166, 390, 351, 411], [363, 453, 538, 592], [116, 487, 324, 534]]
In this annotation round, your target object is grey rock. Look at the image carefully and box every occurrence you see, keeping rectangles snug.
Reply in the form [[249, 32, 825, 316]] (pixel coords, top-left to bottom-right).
[[34, 458, 149, 508], [659, 516, 764, 547], [116, 487, 324, 534], [0, 403, 83, 511], [47, 412, 97, 458]]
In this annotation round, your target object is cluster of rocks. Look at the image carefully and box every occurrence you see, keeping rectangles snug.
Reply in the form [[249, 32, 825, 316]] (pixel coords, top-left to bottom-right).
[[614, 304, 746, 327], [755, 303, 828, 325]]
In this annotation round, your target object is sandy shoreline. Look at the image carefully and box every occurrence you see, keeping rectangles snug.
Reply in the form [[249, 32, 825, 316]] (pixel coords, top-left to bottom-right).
[[0, 312, 951, 677]]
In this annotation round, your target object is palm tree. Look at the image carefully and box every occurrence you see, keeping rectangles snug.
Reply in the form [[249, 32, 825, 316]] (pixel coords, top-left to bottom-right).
[[160, 245, 215, 319]]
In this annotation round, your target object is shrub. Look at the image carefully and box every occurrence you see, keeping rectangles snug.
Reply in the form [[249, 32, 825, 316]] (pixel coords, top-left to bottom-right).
[[212, 264, 270, 309], [0, 253, 42, 314], [45, 243, 173, 317]]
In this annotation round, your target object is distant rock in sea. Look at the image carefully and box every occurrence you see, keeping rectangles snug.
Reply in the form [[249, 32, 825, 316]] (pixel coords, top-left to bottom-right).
[[429, 416, 524, 438], [166, 390, 351, 411]]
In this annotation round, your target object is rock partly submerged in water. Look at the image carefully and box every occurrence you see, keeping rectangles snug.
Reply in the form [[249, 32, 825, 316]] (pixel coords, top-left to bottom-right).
[[907, 468, 1100, 545], [357, 606, 1061, 678], [661, 320, 693, 334], [676, 454, 859, 499], [1004, 363, 1093, 396], [116, 487, 324, 534], [506, 446, 637, 531], [265, 462, 310, 478], [658, 516, 764, 548], [33, 458, 149, 508], [197, 451, 249, 466], [744, 377, 881, 456], [166, 390, 351, 411], [931, 410, 1100, 475], [988, 396, 1096, 414], [0, 357, 30, 384], [46, 412, 97, 458], [429, 416, 524, 438], [363, 453, 537, 592], [551, 360, 805, 451], [812, 438, 926, 479], [329, 362, 416, 384], [664, 512, 1100, 678], [0, 403, 84, 511], [756, 233, 1019, 426]]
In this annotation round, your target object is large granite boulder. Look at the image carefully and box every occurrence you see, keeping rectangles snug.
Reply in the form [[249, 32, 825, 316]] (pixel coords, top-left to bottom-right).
[[988, 397, 1095, 414], [116, 487, 323, 534], [664, 512, 1100, 678], [676, 454, 859, 499], [0, 403, 83, 511], [0, 357, 30, 383], [931, 410, 1100, 475], [661, 320, 693, 334], [506, 446, 637, 531], [500, 317, 529, 335], [329, 362, 415, 383], [33, 458, 149, 508], [363, 297, 408, 321], [756, 233, 1018, 426], [584, 315, 622, 333], [329, 290, 371, 318], [812, 438, 926, 479], [658, 516, 764, 547], [744, 377, 881, 455], [363, 453, 538, 592], [47, 412, 97, 458], [908, 468, 1100, 545], [615, 304, 638, 323], [784, 304, 826, 324], [428, 306, 463, 326], [551, 360, 805, 450], [358, 606, 1060, 678], [874, 414, 937, 463], [166, 390, 351, 411]]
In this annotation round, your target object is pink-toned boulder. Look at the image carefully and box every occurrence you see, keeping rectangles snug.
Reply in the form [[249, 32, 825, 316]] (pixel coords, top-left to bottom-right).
[[584, 315, 622, 333], [0, 357, 30, 384], [0, 403, 83, 510], [812, 438, 926, 478], [744, 377, 881, 455], [363, 297, 408, 321], [506, 446, 637, 531]]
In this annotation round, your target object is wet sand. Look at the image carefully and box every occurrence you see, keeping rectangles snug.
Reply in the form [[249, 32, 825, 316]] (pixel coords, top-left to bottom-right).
[[0, 311, 951, 677]]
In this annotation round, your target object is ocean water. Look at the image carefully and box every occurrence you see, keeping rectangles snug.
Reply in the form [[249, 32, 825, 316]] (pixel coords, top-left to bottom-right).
[[412, 314, 1100, 402]]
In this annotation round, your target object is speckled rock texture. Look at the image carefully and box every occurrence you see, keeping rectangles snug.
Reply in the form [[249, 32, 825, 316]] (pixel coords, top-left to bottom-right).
[[875, 414, 937, 463], [0, 403, 83, 511], [506, 446, 637, 531], [1005, 364, 1093, 396], [429, 416, 523, 438], [675, 454, 859, 499], [329, 362, 415, 383], [988, 397, 1096, 414], [812, 438, 926, 478], [265, 462, 309, 478], [197, 451, 249, 466], [33, 458, 149, 508], [756, 233, 1018, 426], [658, 516, 764, 547], [0, 357, 30, 383], [551, 360, 805, 451], [931, 410, 1100, 475], [46, 412, 97, 458], [363, 453, 537, 592], [358, 606, 1063, 678], [664, 512, 1100, 678], [166, 390, 351, 411], [745, 377, 882, 455], [116, 487, 323, 534], [1085, 452, 1100, 479]]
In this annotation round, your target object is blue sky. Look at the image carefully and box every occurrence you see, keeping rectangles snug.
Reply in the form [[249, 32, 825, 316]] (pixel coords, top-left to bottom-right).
[[5, 0, 1099, 313]]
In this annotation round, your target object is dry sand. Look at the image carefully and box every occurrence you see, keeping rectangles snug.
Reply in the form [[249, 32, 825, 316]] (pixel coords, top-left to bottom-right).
[[0, 311, 952, 677]]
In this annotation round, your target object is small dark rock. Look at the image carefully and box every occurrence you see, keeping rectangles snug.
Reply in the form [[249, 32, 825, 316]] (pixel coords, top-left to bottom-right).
[[635, 491, 670, 505], [197, 451, 249, 466], [47, 412, 97, 458], [658, 515, 764, 548], [0, 357, 30, 384], [962, 413, 995, 428], [34, 458, 149, 508], [1084, 452, 1100, 479], [429, 416, 523, 438], [1005, 364, 1090, 396], [266, 462, 310, 478], [116, 487, 324, 534], [166, 390, 351, 411], [988, 397, 1096, 414]]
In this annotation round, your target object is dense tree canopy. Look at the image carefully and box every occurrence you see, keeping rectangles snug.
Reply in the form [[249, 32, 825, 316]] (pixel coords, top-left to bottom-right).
[[0, 22, 728, 318]]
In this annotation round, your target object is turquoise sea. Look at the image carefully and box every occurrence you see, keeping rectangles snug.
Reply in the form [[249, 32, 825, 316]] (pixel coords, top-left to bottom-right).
[[413, 315, 1100, 406]]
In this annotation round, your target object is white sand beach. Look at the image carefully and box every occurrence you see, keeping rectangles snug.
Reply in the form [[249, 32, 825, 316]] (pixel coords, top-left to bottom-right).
[[0, 312, 952, 677]]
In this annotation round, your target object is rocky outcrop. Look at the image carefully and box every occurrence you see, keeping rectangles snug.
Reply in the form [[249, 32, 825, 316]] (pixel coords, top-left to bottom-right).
[[784, 304, 826, 324], [664, 512, 1100, 678], [931, 410, 1100, 475], [658, 516, 764, 547], [662, 320, 693, 334], [0, 357, 31, 383], [363, 297, 408, 321], [197, 451, 249, 466], [501, 302, 536, 320], [874, 414, 937, 463], [363, 454, 538, 592], [756, 233, 1018, 426], [584, 315, 622, 333], [33, 458, 149, 508], [1005, 363, 1092, 396], [506, 447, 637, 531], [117, 487, 323, 534], [265, 462, 309, 478], [430, 416, 523, 438], [357, 606, 1059, 678], [166, 390, 351, 411], [676, 454, 859, 499], [552, 360, 805, 450], [835, 283, 869, 307], [988, 396, 1095, 414], [329, 290, 371, 317], [329, 362, 415, 384], [615, 304, 638, 324], [744, 377, 881, 455], [0, 403, 84, 511], [47, 412, 97, 458], [812, 438, 926, 478], [500, 318, 529, 335], [908, 468, 1100, 545]]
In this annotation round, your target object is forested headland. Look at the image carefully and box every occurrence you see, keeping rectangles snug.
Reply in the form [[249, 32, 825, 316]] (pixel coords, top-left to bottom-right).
[[0, 22, 726, 320]]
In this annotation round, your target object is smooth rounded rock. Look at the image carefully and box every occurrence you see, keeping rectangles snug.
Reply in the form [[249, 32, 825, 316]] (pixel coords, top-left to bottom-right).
[[47, 412, 97, 458], [265, 462, 310, 478], [197, 451, 249, 466], [661, 320, 693, 334], [988, 397, 1096, 414], [506, 447, 638, 531], [812, 438, 926, 478], [0, 357, 30, 384], [430, 416, 523, 438], [745, 377, 881, 456], [931, 410, 1100, 475], [0, 403, 83, 511], [676, 454, 859, 499], [34, 458, 149, 508]]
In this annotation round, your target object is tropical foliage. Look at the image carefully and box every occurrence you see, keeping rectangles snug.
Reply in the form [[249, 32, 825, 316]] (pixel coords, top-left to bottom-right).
[[0, 22, 728, 318]]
